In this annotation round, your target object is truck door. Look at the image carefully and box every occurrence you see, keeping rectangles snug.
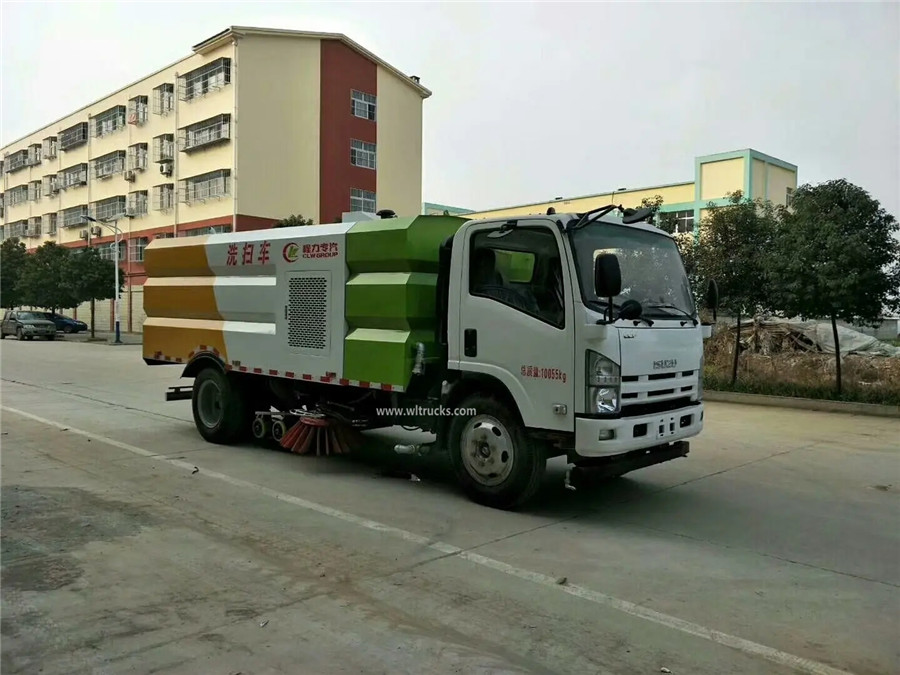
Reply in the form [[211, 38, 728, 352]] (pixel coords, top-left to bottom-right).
[[452, 220, 575, 432]]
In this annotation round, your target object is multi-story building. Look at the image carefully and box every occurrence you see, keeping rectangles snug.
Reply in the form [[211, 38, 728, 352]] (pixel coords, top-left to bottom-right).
[[1, 26, 431, 332], [462, 148, 798, 234]]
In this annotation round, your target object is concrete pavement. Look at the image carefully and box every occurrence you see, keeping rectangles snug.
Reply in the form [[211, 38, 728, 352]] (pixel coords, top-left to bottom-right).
[[1, 339, 898, 674]]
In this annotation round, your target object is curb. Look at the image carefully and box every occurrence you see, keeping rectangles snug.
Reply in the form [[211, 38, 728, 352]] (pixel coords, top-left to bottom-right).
[[705, 390, 900, 418]]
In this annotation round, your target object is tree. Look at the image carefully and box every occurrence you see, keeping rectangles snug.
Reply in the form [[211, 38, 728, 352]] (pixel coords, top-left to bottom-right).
[[66, 246, 125, 338], [0, 237, 28, 309], [694, 191, 782, 384], [767, 179, 900, 394], [639, 195, 679, 234], [273, 214, 314, 228], [19, 242, 80, 313]]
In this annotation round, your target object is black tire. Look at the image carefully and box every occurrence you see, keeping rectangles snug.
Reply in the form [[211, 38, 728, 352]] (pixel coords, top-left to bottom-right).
[[46, 335, 55, 341], [63, 325, 74, 334], [17, 328, 25, 341], [447, 394, 546, 510], [191, 367, 251, 444]]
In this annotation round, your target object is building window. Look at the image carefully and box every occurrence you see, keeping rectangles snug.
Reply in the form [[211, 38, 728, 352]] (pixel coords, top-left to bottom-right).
[[92, 105, 127, 138], [153, 183, 175, 211], [127, 95, 149, 125], [26, 217, 42, 238], [178, 169, 231, 204], [350, 188, 376, 213], [44, 213, 58, 236], [127, 190, 148, 217], [61, 205, 88, 228], [127, 143, 149, 171], [9, 220, 28, 238], [42, 174, 59, 196], [152, 83, 175, 115], [785, 187, 794, 207], [92, 151, 127, 180], [0, 193, 4, 219], [42, 136, 58, 159], [7, 185, 28, 206], [155, 232, 174, 240], [27, 181, 42, 202], [59, 163, 88, 189], [350, 139, 376, 169], [179, 224, 230, 237], [667, 210, 694, 234], [99, 240, 126, 262], [153, 134, 175, 163], [5, 149, 29, 173], [178, 58, 231, 102], [351, 90, 376, 121], [92, 195, 127, 221], [59, 122, 89, 151], [129, 236, 150, 262], [28, 144, 42, 166], [178, 114, 231, 152]]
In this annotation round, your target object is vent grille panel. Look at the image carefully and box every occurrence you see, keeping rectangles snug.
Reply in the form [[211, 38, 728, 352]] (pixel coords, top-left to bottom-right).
[[288, 276, 328, 351]]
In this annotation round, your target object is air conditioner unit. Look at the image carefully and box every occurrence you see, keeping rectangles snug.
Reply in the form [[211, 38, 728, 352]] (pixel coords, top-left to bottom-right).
[[159, 163, 173, 176], [124, 170, 136, 182], [91, 226, 102, 237], [79, 230, 88, 240]]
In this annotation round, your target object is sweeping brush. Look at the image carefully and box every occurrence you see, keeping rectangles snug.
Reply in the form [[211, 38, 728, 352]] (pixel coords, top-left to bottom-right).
[[279, 415, 365, 456]]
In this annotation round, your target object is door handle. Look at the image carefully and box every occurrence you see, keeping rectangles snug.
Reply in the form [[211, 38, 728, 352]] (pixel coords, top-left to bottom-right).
[[464, 329, 477, 357]]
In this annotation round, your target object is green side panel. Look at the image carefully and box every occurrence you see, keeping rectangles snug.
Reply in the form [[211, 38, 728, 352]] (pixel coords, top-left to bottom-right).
[[344, 215, 468, 387], [344, 328, 436, 386], [346, 272, 438, 331]]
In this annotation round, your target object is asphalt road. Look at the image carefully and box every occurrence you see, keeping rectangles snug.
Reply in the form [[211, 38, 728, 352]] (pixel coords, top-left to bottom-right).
[[1, 338, 898, 675]]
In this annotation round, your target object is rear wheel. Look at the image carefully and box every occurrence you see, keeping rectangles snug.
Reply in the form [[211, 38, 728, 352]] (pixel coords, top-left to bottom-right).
[[448, 394, 546, 510], [63, 325, 74, 334], [191, 367, 251, 444]]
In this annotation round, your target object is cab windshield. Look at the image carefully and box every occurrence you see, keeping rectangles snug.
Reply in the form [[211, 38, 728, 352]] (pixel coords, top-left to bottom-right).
[[570, 221, 695, 319]]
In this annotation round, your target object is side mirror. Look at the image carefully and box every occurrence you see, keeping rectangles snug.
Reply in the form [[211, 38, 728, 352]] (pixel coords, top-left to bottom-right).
[[594, 253, 622, 298], [705, 279, 719, 322], [622, 207, 654, 225]]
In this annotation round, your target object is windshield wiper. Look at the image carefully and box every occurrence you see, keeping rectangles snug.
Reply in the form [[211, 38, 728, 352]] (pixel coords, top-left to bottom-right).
[[645, 303, 698, 326]]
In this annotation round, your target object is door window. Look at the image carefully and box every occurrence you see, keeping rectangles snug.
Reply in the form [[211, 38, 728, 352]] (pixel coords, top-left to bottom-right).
[[469, 226, 565, 328]]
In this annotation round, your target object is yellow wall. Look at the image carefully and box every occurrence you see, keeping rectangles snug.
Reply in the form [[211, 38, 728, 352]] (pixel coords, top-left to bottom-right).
[[766, 165, 797, 206], [375, 66, 423, 218], [2, 42, 237, 246], [700, 157, 744, 201], [751, 159, 766, 201], [235, 35, 321, 222], [466, 182, 695, 220]]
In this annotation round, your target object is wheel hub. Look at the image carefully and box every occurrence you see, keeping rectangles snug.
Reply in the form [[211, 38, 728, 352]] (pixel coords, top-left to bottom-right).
[[461, 415, 514, 486], [197, 379, 224, 428]]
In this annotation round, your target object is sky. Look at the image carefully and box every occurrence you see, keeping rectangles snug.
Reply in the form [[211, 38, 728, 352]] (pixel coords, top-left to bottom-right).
[[1, 1, 898, 216]]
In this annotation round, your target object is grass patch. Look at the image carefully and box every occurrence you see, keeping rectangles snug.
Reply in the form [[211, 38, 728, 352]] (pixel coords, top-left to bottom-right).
[[705, 372, 900, 406], [704, 329, 900, 406]]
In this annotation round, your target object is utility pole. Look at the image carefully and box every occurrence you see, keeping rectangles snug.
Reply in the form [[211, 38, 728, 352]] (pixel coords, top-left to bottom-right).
[[84, 215, 124, 344]]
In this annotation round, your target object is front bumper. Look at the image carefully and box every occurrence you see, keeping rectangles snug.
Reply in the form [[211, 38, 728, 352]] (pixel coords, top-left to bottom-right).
[[23, 326, 55, 337], [572, 402, 704, 459]]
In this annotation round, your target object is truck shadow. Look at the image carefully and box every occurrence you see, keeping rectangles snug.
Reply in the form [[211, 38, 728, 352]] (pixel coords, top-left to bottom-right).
[[262, 426, 688, 520]]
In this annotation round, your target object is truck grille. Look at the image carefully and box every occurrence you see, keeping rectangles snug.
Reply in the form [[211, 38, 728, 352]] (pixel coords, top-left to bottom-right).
[[621, 370, 696, 415]]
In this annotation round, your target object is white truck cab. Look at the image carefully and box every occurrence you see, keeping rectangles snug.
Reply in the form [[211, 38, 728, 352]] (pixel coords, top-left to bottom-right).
[[437, 205, 716, 505]]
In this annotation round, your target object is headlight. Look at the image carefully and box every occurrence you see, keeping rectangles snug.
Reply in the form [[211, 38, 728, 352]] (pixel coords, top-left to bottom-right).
[[586, 351, 620, 413]]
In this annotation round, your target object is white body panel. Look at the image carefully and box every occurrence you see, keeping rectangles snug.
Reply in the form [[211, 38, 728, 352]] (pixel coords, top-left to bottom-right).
[[206, 223, 352, 380], [451, 218, 576, 432]]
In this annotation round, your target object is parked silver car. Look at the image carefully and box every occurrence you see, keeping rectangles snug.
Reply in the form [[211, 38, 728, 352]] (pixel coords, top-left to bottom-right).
[[1, 310, 57, 340]]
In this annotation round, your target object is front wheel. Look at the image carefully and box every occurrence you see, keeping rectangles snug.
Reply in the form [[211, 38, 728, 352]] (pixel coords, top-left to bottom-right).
[[447, 394, 546, 510], [191, 367, 251, 444], [16, 328, 25, 341]]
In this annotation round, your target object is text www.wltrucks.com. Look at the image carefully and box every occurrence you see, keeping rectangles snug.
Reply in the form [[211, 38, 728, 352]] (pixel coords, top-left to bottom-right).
[[376, 406, 477, 417]]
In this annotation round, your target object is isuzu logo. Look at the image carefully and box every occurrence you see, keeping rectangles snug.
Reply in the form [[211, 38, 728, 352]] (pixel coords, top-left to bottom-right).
[[623, 332, 636, 339], [653, 359, 677, 370]]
